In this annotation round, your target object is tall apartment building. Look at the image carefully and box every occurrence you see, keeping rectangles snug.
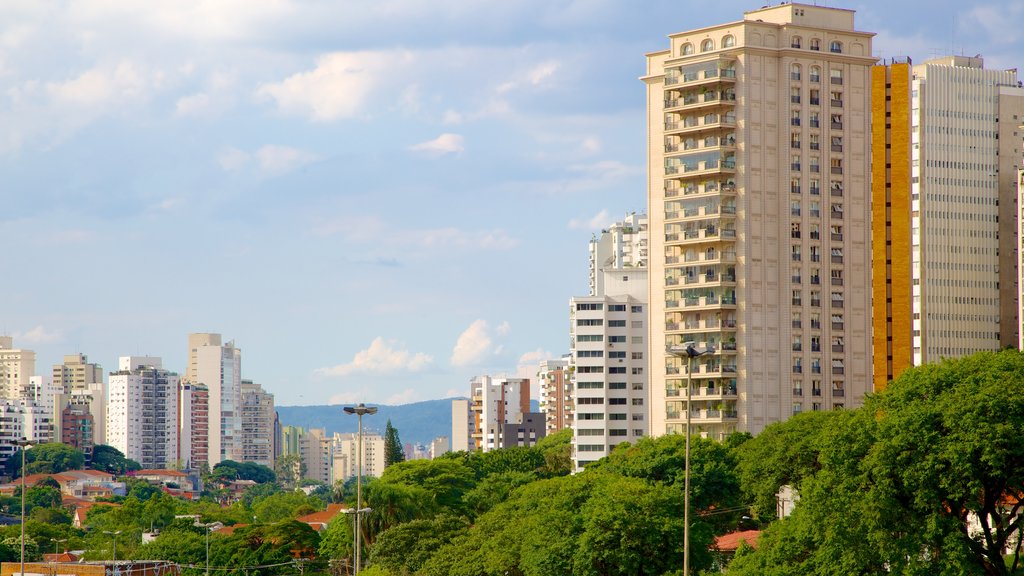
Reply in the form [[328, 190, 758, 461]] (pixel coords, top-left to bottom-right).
[[570, 214, 650, 468], [178, 382, 209, 470], [107, 356, 180, 469], [331, 431, 386, 482], [0, 337, 35, 399], [0, 400, 53, 465], [301, 427, 333, 484], [52, 354, 103, 393], [537, 358, 572, 435], [240, 380, 276, 467], [473, 375, 531, 452], [450, 399, 472, 451], [51, 354, 106, 455], [187, 333, 243, 465], [645, 4, 875, 439], [872, 56, 1024, 388]]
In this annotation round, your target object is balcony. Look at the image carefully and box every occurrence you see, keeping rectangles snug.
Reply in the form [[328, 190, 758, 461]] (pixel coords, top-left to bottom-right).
[[831, 99, 843, 108], [675, 91, 737, 113], [832, 255, 844, 264], [831, 277, 843, 286], [832, 367, 845, 375], [832, 388, 845, 397], [810, 186, 821, 195], [831, 187, 843, 197], [793, 388, 803, 396], [831, 167, 844, 175], [831, 121, 843, 129], [809, 97, 820, 106], [832, 344, 845, 353], [831, 77, 843, 85], [832, 322, 845, 331], [810, 119, 821, 128], [664, 158, 737, 180]]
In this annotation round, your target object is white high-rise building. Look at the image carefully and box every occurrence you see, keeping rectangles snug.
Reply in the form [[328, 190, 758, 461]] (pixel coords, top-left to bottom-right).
[[107, 356, 180, 468], [187, 333, 243, 465], [0, 400, 53, 465], [240, 380, 276, 467], [571, 214, 649, 469], [331, 431, 386, 482], [645, 4, 875, 439], [0, 337, 35, 399], [473, 375, 530, 452]]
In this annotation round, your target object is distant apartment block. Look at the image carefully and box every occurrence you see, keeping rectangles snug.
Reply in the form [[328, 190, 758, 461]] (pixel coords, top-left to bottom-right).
[[645, 4, 874, 438], [0, 400, 54, 463], [51, 354, 106, 456], [187, 333, 243, 465], [429, 436, 450, 459], [107, 356, 179, 469], [240, 380, 276, 467], [872, 56, 1024, 388], [178, 383, 209, 470], [451, 399, 473, 452], [538, 358, 573, 435], [331, 431, 385, 482], [486, 411, 546, 450], [570, 213, 649, 469], [0, 336, 35, 399], [52, 354, 103, 394]]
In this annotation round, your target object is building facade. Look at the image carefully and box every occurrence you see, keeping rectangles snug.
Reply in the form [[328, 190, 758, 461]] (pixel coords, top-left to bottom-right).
[[471, 375, 530, 452], [873, 56, 1024, 387], [645, 4, 875, 439], [331, 431, 386, 482], [570, 214, 650, 469], [178, 383, 209, 470], [187, 333, 243, 465], [239, 380, 276, 467], [107, 356, 180, 469], [537, 358, 572, 435], [0, 337, 35, 399]]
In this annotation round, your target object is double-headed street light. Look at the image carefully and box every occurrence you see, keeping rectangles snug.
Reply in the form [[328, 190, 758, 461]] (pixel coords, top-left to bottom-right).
[[342, 403, 377, 575], [667, 343, 715, 576], [14, 438, 32, 576], [102, 530, 121, 562]]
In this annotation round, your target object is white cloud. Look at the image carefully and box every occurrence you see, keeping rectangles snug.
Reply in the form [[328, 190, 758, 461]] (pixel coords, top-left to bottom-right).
[[218, 146, 249, 171], [15, 325, 63, 345], [46, 61, 157, 108], [255, 144, 319, 176], [568, 208, 611, 231], [257, 51, 411, 121], [410, 133, 464, 156], [315, 337, 433, 378], [579, 137, 601, 154], [516, 348, 552, 377], [496, 321, 511, 336], [450, 319, 495, 367], [385, 388, 419, 405], [175, 92, 211, 116], [528, 60, 560, 86]]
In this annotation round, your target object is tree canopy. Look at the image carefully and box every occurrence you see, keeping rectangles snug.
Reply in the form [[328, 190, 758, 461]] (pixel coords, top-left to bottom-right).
[[729, 349, 1024, 576], [384, 420, 405, 468]]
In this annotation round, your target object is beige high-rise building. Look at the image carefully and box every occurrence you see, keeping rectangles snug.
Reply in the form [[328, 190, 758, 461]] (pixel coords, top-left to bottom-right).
[[331, 431, 386, 483], [52, 353, 103, 394], [645, 4, 875, 439], [240, 379, 276, 467], [186, 333, 243, 465], [0, 337, 35, 399]]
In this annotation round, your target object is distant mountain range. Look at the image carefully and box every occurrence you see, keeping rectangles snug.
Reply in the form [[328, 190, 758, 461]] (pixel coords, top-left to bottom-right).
[[276, 398, 541, 446], [276, 399, 459, 446]]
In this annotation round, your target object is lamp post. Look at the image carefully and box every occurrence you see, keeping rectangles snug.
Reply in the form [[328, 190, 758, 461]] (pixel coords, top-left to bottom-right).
[[102, 530, 121, 562], [342, 403, 377, 575], [15, 438, 32, 576], [198, 522, 216, 576], [667, 343, 714, 576], [54, 538, 68, 554]]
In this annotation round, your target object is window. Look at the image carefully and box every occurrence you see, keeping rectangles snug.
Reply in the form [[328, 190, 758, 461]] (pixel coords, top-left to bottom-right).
[[609, 367, 626, 374], [810, 38, 821, 51], [831, 113, 843, 129], [577, 382, 604, 389], [632, 398, 644, 406], [809, 111, 820, 128], [791, 36, 802, 49], [791, 87, 801, 104], [631, 305, 643, 313], [831, 91, 843, 108], [791, 200, 801, 216], [609, 335, 626, 343], [809, 88, 820, 106], [722, 35, 735, 48], [810, 66, 821, 82], [809, 156, 820, 173], [830, 40, 842, 53], [609, 304, 627, 312], [791, 222, 801, 238], [831, 135, 843, 152], [608, 320, 627, 327], [610, 413, 627, 421], [830, 158, 843, 175], [791, 245, 802, 262], [792, 154, 801, 171], [578, 334, 603, 342], [830, 68, 843, 84], [681, 43, 694, 55], [791, 64, 801, 81], [578, 397, 605, 405], [631, 352, 644, 360], [791, 133, 801, 149], [578, 350, 604, 358], [577, 303, 603, 311], [577, 319, 603, 326], [609, 398, 627, 405], [609, 382, 626, 389], [791, 110, 801, 126], [631, 367, 643, 375], [701, 39, 714, 52]]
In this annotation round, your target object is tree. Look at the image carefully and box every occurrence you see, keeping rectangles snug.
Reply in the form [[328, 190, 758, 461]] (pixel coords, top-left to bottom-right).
[[252, 491, 316, 523], [89, 445, 140, 475], [369, 514, 468, 574], [377, 459, 475, 514], [730, 349, 1024, 576], [214, 460, 276, 484], [8, 443, 85, 476], [274, 454, 305, 490], [383, 420, 404, 467]]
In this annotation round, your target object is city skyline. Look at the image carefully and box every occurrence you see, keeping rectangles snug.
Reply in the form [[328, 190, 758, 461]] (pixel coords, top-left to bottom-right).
[[3, 0, 1022, 406]]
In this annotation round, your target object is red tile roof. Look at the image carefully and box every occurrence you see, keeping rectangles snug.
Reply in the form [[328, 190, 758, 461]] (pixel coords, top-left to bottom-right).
[[715, 529, 761, 552], [296, 503, 349, 531], [135, 469, 189, 477]]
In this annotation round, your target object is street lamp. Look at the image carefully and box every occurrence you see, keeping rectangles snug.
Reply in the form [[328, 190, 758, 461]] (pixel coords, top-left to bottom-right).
[[102, 530, 121, 562], [667, 343, 714, 576], [198, 522, 216, 576], [14, 438, 32, 576], [342, 403, 377, 575], [54, 538, 68, 554]]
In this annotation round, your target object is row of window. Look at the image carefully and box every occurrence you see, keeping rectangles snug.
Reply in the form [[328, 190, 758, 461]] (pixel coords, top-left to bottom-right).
[[577, 350, 645, 359], [576, 382, 645, 390], [575, 303, 644, 312], [577, 366, 646, 375], [678, 36, 845, 55], [789, 200, 845, 218], [789, 64, 844, 83], [789, 38, 844, 53], [576, 319, 644, 328], [578, 397, 646, 406], [680, 36, 737, 55]]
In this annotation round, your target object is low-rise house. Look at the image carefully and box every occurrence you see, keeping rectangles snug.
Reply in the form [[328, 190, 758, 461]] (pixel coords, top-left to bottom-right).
[[296, 503, 349, 532]]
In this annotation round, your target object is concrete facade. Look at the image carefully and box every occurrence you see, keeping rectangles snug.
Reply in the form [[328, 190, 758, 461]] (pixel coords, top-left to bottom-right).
[[645, 3, 875, 438]]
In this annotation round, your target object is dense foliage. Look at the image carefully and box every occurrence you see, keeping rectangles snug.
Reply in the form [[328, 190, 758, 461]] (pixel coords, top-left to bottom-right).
[[384, 420, 405, 467]]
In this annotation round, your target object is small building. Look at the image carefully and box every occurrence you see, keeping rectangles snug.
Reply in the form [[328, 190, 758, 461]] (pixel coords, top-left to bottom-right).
[[296, 503, 349, 532]]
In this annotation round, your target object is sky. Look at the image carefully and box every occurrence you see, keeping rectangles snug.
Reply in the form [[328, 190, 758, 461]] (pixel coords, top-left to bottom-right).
[[2, 0, 1023, 407]]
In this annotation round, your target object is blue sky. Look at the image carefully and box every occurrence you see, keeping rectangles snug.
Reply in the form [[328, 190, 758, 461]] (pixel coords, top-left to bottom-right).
[[2, 0, 1022, 407]]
